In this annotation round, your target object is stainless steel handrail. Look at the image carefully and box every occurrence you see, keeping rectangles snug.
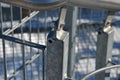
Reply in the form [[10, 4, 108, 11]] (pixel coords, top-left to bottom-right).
[[69, 0, 120, 11], [0, 0, 67, 11], [1, 0, 120, 11]]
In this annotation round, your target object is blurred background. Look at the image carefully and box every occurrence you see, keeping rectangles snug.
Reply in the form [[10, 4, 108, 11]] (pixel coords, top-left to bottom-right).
[[0, 2, 120, 80]]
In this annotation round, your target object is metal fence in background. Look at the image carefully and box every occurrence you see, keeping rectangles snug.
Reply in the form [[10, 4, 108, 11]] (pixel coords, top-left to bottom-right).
[[75, 8, 120, 80], [0, 1, 120, 80], [0, 2, 54, 80]]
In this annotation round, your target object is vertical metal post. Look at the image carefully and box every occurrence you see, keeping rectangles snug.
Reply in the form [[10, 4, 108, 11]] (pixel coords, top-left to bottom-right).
[[37, 13, 41, 80], [20, 7, 26, 80], [96, 12, 115, 80], [0, 3, 7, 80], [10, 4, 16, 80], [64, 6, 78, 80], [28, 10, 33, 80], [96, 27, 114, 80], [46, 30, 69, 80], [42, 50, 45, 80]]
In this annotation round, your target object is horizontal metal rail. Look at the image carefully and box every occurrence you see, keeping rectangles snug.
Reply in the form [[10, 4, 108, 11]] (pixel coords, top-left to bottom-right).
[[3, 11, 39, 35], [0, 34, 46, 49], [69, 0, 120, 11], [8, 51, 42, 80], [0, 0, 66, 11], [1, 0, 120, 11]]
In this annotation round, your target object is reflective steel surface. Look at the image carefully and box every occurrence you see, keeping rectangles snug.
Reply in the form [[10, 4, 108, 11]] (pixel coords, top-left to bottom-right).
[[25, 0, 60, 4]]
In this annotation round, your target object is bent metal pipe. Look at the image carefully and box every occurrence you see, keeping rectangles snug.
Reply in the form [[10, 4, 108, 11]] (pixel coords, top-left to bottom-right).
[[0, 0, 120, 11]]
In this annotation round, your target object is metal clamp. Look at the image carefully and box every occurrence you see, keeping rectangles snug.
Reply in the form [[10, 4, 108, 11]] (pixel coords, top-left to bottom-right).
[[58, 6, 67, 30], [103, 11, 115, 32], [52, 6, 67, 31]]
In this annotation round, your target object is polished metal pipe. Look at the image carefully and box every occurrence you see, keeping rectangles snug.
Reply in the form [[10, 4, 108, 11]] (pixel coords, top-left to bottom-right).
[[69, 0, 120, 11], [0, 0, 67, 11], [0, 0, 120, 11], [25, 0, 60, 3]]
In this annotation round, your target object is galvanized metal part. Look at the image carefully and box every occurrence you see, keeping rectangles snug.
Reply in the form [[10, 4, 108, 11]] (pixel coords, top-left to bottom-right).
[[69, 0, 120, 11], [64, 6, 78, 80], [96, 27, 114, 80], [104, 11, 115, 28], [25, 0, 61, 4], [47, 30, 69, 80], [96, 11, 115, 80], [0, 0, 67, 11], [57, 6, 67, 30], [1, 0, 120, 11]]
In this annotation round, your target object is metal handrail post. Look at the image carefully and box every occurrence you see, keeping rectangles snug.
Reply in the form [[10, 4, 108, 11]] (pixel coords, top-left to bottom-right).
[[96, 11, 115, 80], [46, 7, 69, 80], [64, 6, 78, 80]]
